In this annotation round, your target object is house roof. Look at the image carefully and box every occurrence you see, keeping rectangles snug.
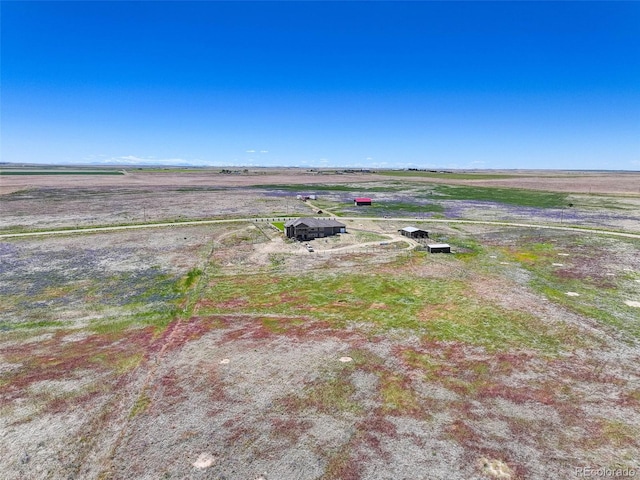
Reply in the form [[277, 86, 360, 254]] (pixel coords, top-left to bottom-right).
[[354, 197, 372, 202], [427, 243, 450, 249], [284, 217, 346, 228], [400, 226, 428, 233]]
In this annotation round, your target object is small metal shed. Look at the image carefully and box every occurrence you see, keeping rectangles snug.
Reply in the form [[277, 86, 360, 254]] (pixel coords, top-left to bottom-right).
[[399, 226, 429, 239], [426, 243, 451, 253]]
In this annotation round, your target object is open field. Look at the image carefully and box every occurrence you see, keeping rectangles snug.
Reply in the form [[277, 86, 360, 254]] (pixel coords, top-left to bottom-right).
[[296, 184, 640, 232], [2, 220, 640, 479], [1, 169, 639, 479], [0, 187, 314, 233], [3, 170, 640, 233], [1, 167, 640, 196], [0, 171, 125, 176], [0, 165, 125, 176]]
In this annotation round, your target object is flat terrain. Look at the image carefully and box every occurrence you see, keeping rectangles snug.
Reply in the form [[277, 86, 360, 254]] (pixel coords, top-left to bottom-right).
[[3, 169, 640, 233], [376, 170, 640, 195], [1, 168, 639, 479], [2, 167, 640, 195]]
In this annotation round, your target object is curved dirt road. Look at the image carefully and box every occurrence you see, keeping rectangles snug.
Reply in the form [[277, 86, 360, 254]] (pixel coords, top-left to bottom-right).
[[1, 216, 639, 239]]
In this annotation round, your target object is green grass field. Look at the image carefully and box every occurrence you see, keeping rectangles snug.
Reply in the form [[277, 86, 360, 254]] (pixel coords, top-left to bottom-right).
[[430, 184, 568, 208], [199, 270, 568, 353]]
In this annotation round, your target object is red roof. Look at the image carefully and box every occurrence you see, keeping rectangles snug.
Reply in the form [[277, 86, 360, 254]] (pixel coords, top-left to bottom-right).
[[354, 197, 372, 202]]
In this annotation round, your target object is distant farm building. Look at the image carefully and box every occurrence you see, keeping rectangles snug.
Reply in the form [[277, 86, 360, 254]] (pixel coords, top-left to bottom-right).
[[296, 194, 317, 201], [426, 243, 451, 254], [354, 197, 372, 206], [285, 218, 346, 241], [399, 226, 429, 239]]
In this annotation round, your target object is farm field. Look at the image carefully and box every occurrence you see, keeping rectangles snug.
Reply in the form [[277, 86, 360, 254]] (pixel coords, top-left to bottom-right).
[[1, 169, 639, 479]]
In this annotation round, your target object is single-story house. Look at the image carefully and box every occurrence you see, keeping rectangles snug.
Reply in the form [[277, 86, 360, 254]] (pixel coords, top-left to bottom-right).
[[399, 226, 429, 239], [354, 197, 372, 206], [426, 243, 451, 253], [284, 217, 346, 241]]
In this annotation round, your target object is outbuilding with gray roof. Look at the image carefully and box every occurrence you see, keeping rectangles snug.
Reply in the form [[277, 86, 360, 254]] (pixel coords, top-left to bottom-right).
[[399, 226, 429, 239]]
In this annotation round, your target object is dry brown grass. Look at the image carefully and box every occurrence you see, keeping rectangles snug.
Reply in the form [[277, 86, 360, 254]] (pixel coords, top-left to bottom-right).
[[3, 168, 640, 195], [378, 172, 640, 195]]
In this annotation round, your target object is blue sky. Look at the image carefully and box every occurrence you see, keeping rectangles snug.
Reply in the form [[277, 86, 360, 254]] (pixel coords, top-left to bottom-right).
[[2, 1, 639, 170]]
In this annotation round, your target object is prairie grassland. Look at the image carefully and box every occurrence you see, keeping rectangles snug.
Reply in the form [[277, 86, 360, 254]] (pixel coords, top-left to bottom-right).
[[0, 187, 314, 233], [5, 175, 640, 234], [0, 171, 124, 176], [1, 208, 639, 478], [262, 181, 568, 208], [179, 225, 637, 478], [198, 270, 566, 353], [472, 228, 640, 341], [261, 182, 640, 231]]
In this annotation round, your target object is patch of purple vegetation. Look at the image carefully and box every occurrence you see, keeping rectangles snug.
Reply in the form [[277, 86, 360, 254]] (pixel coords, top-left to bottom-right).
[[1, 243, 181, 323], [442, 200, 640, 230]]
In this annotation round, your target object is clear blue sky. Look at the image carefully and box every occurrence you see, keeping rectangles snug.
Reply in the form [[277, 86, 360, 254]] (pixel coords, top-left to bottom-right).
[[2, 1, 639, 169]]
